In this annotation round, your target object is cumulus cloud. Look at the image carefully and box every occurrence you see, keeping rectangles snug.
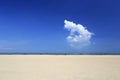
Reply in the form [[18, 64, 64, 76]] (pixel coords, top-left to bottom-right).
[[64, 20, 94, 48]]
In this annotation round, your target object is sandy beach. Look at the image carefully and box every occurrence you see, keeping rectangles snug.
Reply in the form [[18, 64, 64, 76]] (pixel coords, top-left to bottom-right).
[[0, 55, 120, 80]]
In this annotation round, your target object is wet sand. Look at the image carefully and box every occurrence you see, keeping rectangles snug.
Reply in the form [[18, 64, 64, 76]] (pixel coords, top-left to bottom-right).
[[0, 55, 120, 80]]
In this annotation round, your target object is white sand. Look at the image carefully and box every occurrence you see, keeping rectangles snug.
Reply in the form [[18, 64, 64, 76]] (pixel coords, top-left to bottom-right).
[[0, 55, 120, 80]]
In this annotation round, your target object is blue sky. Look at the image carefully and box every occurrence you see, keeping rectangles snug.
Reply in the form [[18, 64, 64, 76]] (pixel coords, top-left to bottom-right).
[[0, 0, 120, 53]]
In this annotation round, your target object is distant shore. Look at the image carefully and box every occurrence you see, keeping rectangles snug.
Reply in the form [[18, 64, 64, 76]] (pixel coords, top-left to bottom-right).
[[0, 53, 120, 55]]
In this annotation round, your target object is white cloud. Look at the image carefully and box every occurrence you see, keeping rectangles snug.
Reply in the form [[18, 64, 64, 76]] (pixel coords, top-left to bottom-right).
[[64, 20, 94, 48], [0, 40, 13, 50], [0, 40, 29, 51], [0, 46, 13, 50]]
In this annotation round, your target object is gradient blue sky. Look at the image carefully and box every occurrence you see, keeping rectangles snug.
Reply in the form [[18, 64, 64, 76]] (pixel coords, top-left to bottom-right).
[[0, 0, 120, 53]]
